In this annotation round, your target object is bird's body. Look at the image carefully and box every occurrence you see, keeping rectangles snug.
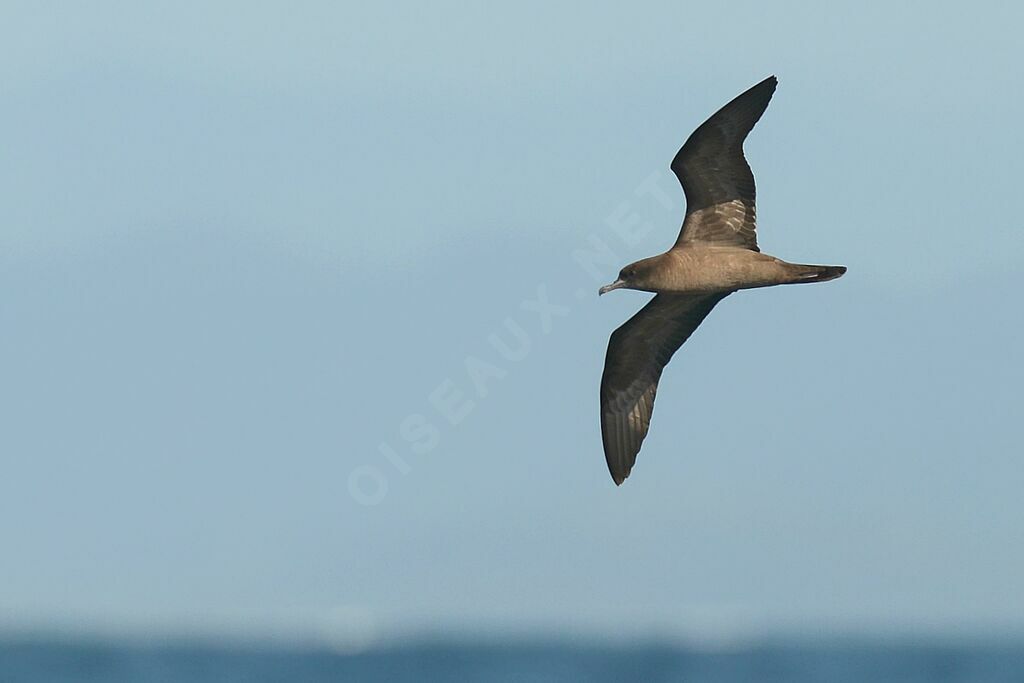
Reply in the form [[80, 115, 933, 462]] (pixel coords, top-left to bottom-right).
[[599, 76, 846, 485], [609, 246, 844, 295]]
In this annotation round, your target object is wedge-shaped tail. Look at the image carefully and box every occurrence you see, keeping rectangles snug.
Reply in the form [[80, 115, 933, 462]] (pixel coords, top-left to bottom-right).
[[784, 264, 847, 284]]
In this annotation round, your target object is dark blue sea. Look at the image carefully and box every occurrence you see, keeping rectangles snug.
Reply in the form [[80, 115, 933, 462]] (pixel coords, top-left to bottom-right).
[[3, 637, 1024, 682]]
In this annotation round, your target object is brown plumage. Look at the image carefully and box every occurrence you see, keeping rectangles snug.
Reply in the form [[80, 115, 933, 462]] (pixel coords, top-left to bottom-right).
[[599, 76, 846, 486]]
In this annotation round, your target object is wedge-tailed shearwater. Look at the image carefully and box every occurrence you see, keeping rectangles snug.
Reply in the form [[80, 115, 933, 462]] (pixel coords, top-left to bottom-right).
[[599, 75, 846, 485]]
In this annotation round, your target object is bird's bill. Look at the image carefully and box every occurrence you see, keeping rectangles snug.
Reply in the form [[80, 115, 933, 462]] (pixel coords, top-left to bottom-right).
[[598, 279, 626, 296]]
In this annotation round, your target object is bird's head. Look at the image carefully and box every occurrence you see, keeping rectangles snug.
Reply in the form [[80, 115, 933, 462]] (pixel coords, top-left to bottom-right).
[[598, 257, 661, 295]]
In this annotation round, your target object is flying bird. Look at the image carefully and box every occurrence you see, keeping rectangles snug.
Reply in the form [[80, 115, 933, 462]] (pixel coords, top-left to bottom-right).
[[599, 75, 846, 485]]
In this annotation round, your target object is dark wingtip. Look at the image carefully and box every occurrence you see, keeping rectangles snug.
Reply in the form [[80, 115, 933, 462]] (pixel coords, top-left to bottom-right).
[[607, 463, 628, 486]]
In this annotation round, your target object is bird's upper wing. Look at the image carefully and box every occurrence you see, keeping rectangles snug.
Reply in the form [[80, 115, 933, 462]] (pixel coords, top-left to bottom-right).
[[600, 292, 728, 485], [670, 76, 777, 252]]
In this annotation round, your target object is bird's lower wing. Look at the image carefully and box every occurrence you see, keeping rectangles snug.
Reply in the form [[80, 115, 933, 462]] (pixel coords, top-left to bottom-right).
[[600, 292, 729, 485]]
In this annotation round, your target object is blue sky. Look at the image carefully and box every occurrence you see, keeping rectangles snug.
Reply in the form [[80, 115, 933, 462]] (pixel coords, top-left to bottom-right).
[[2, 1, 1022, 648]]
